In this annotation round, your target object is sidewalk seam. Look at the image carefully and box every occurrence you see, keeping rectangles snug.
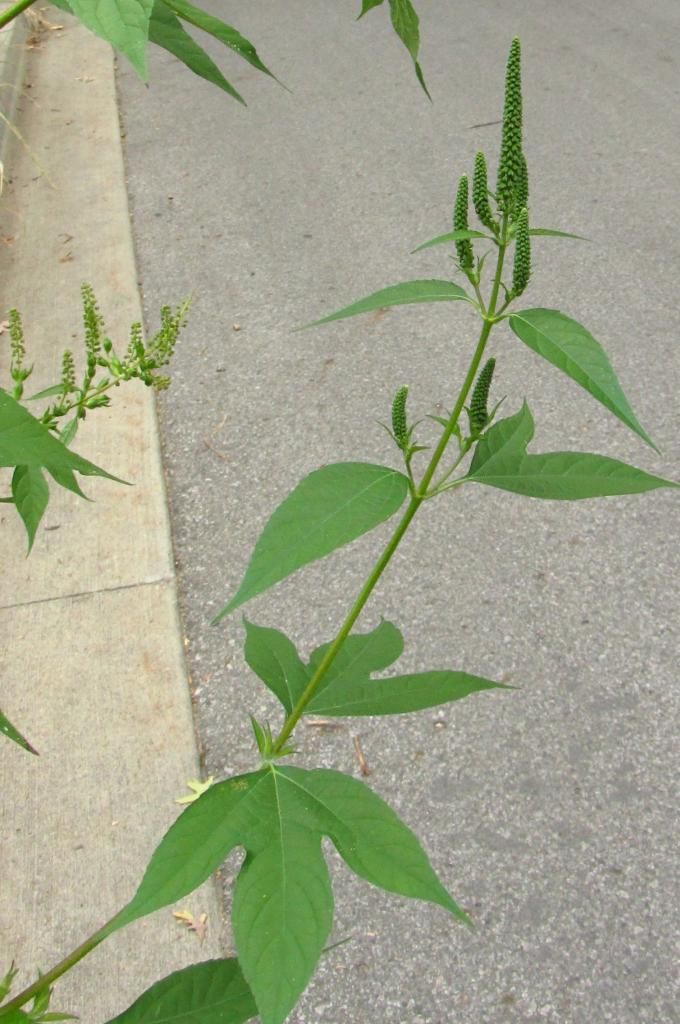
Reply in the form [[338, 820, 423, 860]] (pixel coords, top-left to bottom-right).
[[0, 573, 177, 611]]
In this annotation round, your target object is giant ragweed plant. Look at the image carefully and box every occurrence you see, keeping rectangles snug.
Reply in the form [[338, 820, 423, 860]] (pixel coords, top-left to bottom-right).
[[1, 37, 677, 1024], [0, 283, 188, 551]]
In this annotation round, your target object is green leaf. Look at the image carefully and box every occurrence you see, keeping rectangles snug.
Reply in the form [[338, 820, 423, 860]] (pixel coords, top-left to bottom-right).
[[107, 764, 464, 1024], [26, 383, 68, 401], [411, 229, 489, 253], [529, 228, 589, 241], [387, 0, 430, 99], [0, 389, 125, 488], [44, 462, 88, 500], [304, 619, 507, 716], [104, 959, 257, 1024], [109, 772, 268, 933], [164, 0, 279, 84], [468, 401, 534, 476], [11, 465, 49, 552], [466, 402, 678, 500], [244, 619, 310, 714], [11, 464, 49, 551], [309, 670, 508, 717], [508, 309, 657, 450], [148, 0, 245, 103], [281, 767, 469, 924], [59, 417, 79, 448], [0, 1010, 30, 1022], [107, 768, 329, 1024], [213, 463, 409, 620], [67, 0, 154, 78], [29, 1014, 76, 1022], [1, 706, 38, 755], [307, 619, 403, 700], [357, 0, 385, 17], [232, 823, 332, 1024], [301, 280, 470, 329]]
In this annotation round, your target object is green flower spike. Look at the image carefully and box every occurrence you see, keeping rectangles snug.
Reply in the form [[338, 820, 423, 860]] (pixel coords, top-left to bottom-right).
[[512, 207, 531, 297], [469, 357, 496, 433], [60, 350, 76, 394], [496, 37, 523, 214], [81, 283, 104, 359], [472, 152, 498, 233], [515, 151, 529, 212], [453, 175, 474, 270], [391, 384, 409, 449]]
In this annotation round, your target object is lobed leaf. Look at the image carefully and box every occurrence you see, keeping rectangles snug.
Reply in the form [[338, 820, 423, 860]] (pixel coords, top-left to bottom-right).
[[108, 771, 268, 933], [0, 390, 125, 541], [301, 279, 469, 329], [466, 402, 678, 500], [281, 767, 470, 924], [509, 309, 656, 450], [1, 706, 38, 755], [11, 465, 49, 552], [309, 669, 508, 717], [148, 1, 245, 102], [307, 618, 403, 700], [105, 763, 465, 1024], [213, 463, 409, 620], [243, 619, 309, 714], [104, 959, 257, 1024], [303, 620, 507, 716], [0, 389, 123, 483]]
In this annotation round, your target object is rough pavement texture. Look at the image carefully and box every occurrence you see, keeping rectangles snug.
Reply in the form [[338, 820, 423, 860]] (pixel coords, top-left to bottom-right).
[[0, 14, 223, 1022], [118, 2, 679, 1022]]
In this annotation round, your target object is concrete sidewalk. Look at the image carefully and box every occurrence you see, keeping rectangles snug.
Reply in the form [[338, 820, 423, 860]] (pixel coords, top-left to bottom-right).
[[0, 13, 224, 1022]]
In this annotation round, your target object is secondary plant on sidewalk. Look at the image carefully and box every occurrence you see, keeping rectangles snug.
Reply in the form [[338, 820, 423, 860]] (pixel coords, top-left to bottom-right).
[[0, 285, 187, 753], [1, 37, 677, 1024], [0, 283, 187, 550]]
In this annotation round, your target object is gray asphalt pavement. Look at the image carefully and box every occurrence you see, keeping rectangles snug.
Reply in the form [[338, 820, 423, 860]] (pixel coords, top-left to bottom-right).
[[117, 2, 680, 1022]]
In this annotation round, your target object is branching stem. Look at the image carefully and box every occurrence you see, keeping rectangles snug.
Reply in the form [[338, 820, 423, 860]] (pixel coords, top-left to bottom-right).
[[272, 215, 509, 754]]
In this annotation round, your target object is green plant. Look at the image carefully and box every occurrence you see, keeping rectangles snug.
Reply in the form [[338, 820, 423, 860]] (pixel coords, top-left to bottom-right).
[[0, 0, 428, 103], [0, 284, 187, 755], [1, 36, 677, 1024], [0, 283, 188, 552]]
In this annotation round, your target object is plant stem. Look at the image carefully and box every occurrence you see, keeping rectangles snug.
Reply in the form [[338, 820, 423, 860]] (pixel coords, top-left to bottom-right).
[[0, 916, 117, 1015], [272, 217, 510, 754], [0, 0, 36, 30], [272, 494, 421, 751]]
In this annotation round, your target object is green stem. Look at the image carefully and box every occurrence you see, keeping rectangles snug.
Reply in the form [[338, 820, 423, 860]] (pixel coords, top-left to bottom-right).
[[272, 494, 421, 752], [44, 376, 114, 427], [0, 0, 36, 30], [0, 916, 116, 1015], [272, 217, 510, 754]]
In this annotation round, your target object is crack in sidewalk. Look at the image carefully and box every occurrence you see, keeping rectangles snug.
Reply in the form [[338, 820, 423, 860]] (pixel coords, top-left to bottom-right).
[[0, 574, 177, 611]]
